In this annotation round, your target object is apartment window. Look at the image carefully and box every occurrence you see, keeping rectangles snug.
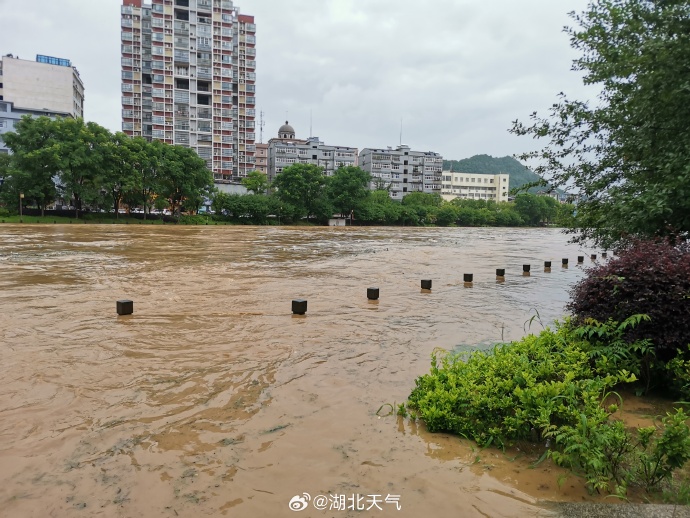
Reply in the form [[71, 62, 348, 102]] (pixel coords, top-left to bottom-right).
[[174, 50, 189, 61]]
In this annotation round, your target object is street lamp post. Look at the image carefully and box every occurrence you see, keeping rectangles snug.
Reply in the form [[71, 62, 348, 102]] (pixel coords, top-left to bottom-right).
[[19, 193, 24, 222]]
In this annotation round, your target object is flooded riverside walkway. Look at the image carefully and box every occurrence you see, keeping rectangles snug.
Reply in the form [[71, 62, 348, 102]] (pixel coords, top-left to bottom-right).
[[0, 226, 597, 517]]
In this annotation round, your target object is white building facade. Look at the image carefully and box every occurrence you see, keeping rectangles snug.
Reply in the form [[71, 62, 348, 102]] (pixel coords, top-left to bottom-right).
[[441, 171, 509, 202], [0, 54, 85, 154], [359, 145, 443, 200], [0, 54, 84, 119]]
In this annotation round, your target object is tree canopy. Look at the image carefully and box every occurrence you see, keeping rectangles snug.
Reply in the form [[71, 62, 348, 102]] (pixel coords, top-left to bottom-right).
[[0, 115, 213, 218], [511, 0, 690, 247], [271, 163, 330, 221], [240, 170, 269, 195], [326, 165, 371, 217]]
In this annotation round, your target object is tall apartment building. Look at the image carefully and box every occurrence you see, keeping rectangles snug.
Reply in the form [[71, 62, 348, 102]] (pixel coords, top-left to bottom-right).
[[359, 145, 443, 200], [441, 171, 509, 202], [120, 0, 256, 184], [0, 54, 85, 153], [267, 121, 358, 182], [255, 142, 267, 175]]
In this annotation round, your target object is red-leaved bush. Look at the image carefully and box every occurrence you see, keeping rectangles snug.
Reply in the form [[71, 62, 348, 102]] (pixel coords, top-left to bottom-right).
[[568, 239, 690, 361]]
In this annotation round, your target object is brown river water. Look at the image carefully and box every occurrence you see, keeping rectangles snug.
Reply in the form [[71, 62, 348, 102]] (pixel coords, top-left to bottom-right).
[[0, 225, 625, 517]]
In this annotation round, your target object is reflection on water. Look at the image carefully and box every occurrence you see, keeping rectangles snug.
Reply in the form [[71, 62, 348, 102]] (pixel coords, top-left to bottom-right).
[[0, 225, 599, 516]]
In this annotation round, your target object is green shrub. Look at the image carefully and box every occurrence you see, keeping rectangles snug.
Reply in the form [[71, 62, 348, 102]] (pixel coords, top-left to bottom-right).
[[665, 351, 690, 401], [407, 323, 634, 449], [571, 314, 657, 393], [406, 320, 690, 495], [179, 215, 210, 225], [549, 409, 690, 495], [568, 239, 690, 363]]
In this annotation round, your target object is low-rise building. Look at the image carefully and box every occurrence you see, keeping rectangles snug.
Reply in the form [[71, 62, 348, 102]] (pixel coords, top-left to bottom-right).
[[441, 171, 509, 202], [0, 100, 72, 153], [267, 121, 358, 182], [0, 53, 85, 154], [0, 54, 84, 119], [359, 145, 443, 201]]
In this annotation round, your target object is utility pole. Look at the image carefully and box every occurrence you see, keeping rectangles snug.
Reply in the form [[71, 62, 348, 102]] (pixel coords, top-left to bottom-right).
[[259, 110, 266, 144]]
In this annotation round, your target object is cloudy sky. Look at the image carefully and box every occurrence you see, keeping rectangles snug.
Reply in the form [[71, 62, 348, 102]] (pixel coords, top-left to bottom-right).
[[0, 0, 595, 160]]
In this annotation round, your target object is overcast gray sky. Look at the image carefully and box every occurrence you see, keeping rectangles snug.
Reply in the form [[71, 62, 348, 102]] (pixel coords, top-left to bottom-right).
[[0, 0, 594, 160]]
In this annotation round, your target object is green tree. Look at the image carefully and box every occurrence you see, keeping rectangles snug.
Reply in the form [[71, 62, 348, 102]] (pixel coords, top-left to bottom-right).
[[1, 116, 61, 216], [401, 192, 442, 208], [99, 131, 139, 218], [514, 194, 548, 226], [436, 204, 460, 227], [326, 166, 371, 217], [129, 138, 163, 220], [272, 163, 328, 221], [511, 0, 690, 247], [54, 119, 111, 218], [157, 144, 212, 216], [241, 170, 269, 195]]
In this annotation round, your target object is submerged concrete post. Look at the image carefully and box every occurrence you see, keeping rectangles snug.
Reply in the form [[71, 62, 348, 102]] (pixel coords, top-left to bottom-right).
[[292, 299, 308, 315], [523, 264, 531, 273], [496, 268, 505, 278], [544, 261, 552, 268], [367, 288, 380, 300], [117, 300, 134, 316], [463, 274, 473, 283], [421, 280, 432, 290], [562, 258, 569, 266]]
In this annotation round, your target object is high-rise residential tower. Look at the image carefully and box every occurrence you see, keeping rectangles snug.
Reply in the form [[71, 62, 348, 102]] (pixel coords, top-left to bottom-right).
[[120, 0, 257, 183]]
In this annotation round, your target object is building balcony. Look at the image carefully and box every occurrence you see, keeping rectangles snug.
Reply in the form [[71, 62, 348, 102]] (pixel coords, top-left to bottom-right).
[[174, 21, 190, 33]]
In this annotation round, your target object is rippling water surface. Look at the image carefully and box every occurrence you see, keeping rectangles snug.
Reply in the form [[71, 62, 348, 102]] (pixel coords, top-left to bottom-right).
[[0, 225, 599, 517]]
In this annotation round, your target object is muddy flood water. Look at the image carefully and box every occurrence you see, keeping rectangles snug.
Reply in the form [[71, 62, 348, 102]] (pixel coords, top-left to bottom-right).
[[0, 226, 626, 517]]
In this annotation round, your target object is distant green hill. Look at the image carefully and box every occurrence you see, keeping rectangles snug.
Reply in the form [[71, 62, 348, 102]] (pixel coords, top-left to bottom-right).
[[443, 155, 554, 194]]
